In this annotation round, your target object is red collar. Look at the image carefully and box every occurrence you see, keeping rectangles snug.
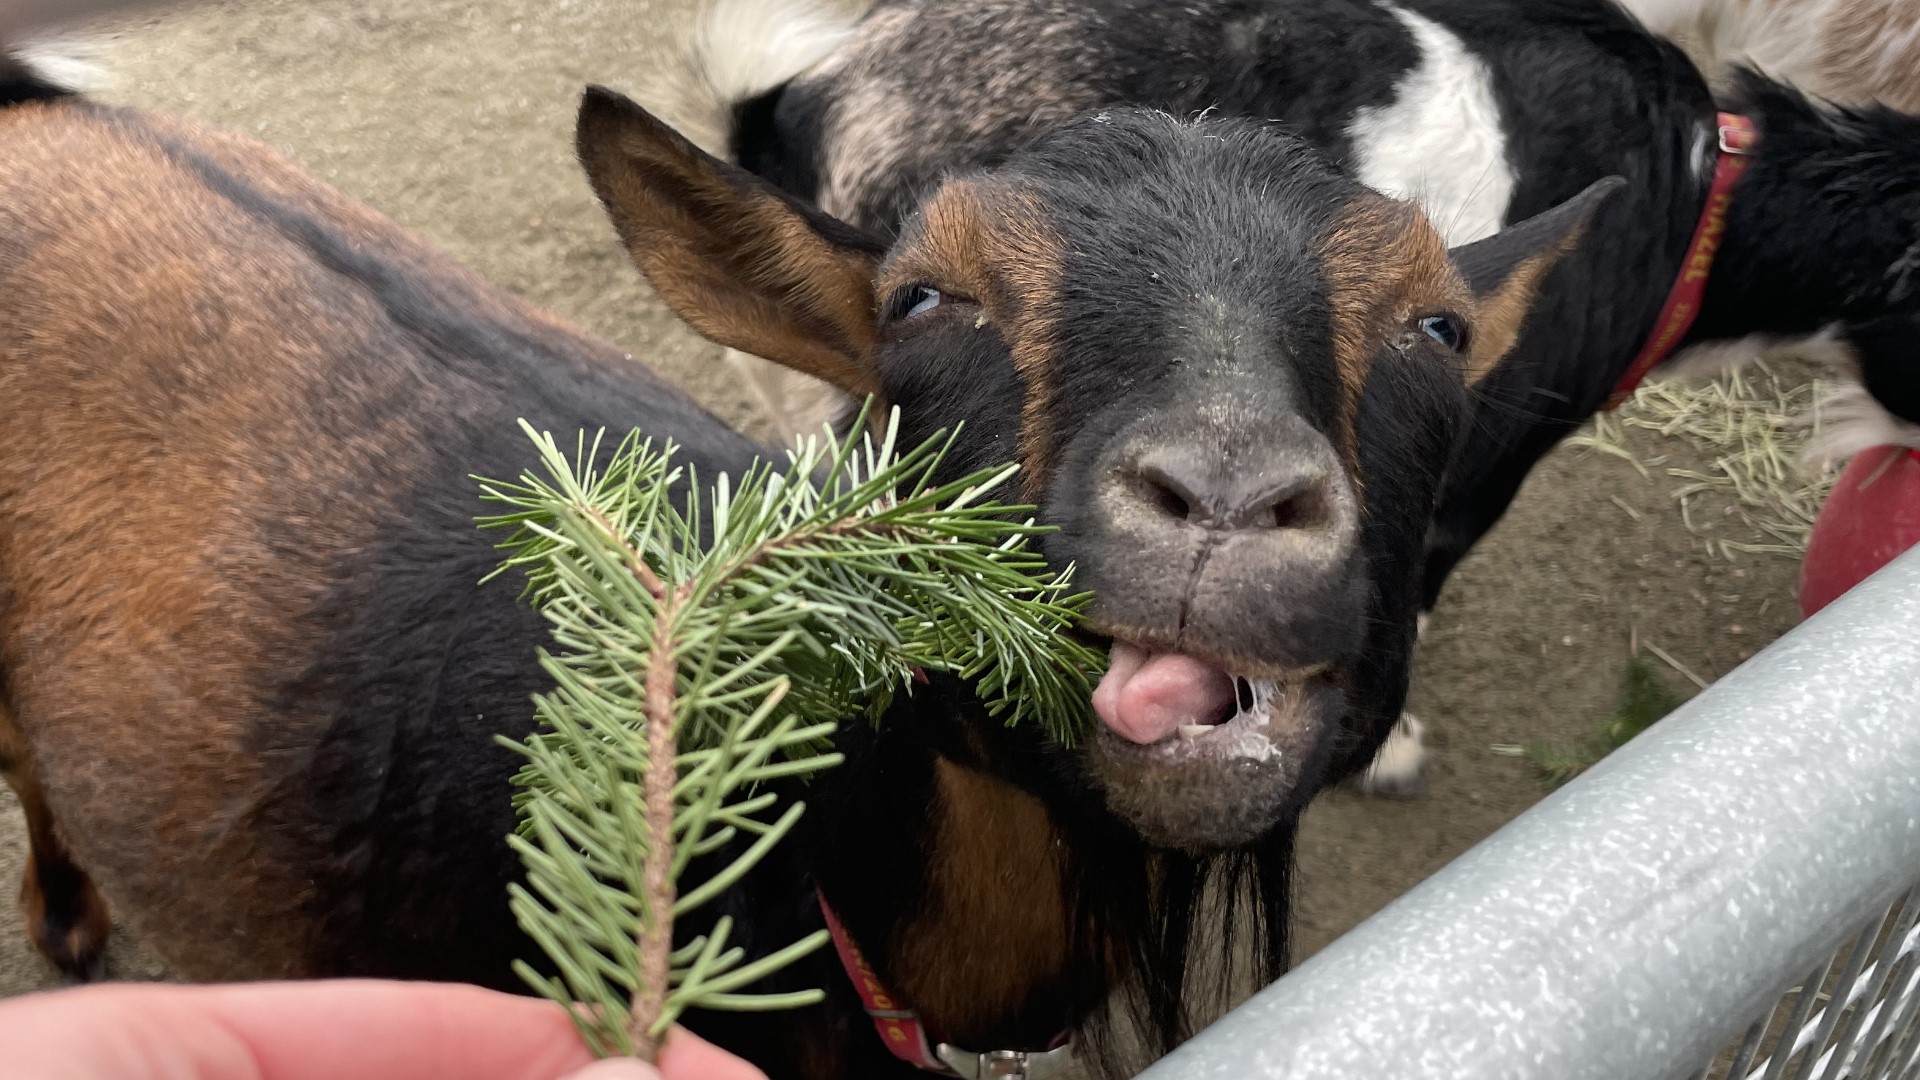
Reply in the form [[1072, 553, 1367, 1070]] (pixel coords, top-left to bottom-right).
[[1604, 113, 1760, 409], [817, 893, 1073, 1078]]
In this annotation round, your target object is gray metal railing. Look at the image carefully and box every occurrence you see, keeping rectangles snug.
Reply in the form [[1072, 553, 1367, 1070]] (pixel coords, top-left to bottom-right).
[[1694, 884, 1920, 1080], [1141, 544, 1920, 1080]]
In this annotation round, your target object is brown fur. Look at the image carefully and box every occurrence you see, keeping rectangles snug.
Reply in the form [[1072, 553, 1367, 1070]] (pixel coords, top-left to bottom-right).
[[0, 97, 694, 982], [1316, 187, 1589, 454], [1315, 196, 1471, 468], [575, 95, 884, 403], [3, 89, 1107, 1042], [1461, 196, 1609, 384], [0, 702, 110, 978], [879, 182, 1067, 500], [1467, 249, 1566, 382], [0, 100, 396, 978], [889, 760, 1072, 1041]]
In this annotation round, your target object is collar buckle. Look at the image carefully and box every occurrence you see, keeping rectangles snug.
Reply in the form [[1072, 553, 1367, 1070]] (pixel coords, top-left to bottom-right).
[[935, 1044, 1077, 1079]]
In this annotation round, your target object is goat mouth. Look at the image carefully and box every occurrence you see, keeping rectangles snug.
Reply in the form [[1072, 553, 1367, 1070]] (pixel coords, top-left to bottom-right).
[[1090, 639, 1331, 762], [1080, 635, 1343, 850]]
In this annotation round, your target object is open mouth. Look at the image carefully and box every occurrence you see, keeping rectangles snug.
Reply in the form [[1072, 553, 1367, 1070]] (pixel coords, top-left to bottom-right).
[[1090, 640, 1301, 761], [1078, 632, 1346, 849]]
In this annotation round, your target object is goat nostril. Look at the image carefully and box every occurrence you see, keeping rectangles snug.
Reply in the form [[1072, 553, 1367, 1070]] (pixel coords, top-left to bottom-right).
[[1143, 479, 1193, 521], [1133, 463, 1201, 523], [1257, 486, 1327, 531]]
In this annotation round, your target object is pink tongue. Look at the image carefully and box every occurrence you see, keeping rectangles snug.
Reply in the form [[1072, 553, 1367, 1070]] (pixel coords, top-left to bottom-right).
[[1091, 642, 1238, 744]]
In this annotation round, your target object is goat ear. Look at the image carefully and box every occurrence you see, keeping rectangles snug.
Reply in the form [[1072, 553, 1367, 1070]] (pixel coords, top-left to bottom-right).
[[1449, 176, 1626, 383], [575, 85, 887, 401]]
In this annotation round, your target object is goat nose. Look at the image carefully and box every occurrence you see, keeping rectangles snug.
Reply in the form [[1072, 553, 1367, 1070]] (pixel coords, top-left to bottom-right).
[[1129, 447, 1337, 532]]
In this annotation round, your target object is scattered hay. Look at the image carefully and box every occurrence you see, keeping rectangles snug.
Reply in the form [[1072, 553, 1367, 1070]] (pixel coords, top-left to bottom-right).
[[1563, 360, 1841, 561]]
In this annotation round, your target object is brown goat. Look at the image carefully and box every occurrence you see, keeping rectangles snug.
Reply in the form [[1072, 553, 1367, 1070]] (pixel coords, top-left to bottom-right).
[[0, 87, 767, 985]]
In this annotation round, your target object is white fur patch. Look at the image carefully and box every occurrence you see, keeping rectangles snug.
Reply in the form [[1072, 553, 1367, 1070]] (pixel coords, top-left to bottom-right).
[[638, 0, 865, 157], [1688, 121, 1715, 181], [7, 33, 112, 93], [813, 60, 916, 222], [1345, 4, 1516, 246], [1355, 712, 1429, 798], [1803, 379, 1920, 466], [805, 1, 1108, 223]]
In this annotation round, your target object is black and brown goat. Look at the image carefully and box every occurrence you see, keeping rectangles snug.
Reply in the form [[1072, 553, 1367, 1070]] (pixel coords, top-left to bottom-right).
[[0, 39, 1612, 1080], [674, 0, 1920, 793]]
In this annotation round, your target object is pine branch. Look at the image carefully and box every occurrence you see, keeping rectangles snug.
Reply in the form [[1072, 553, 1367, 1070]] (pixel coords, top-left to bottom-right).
[[476, 405, 1103, 1061]]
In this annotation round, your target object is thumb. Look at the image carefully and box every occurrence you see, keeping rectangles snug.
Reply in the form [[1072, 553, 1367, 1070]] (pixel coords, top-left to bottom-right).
[[560, 1060, 660, 1080], [657, 1027, 770, 1080], [557, 1027, 766, 1080]]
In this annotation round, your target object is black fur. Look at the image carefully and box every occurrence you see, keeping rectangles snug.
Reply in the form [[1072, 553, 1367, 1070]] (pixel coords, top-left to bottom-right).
[[1696, 73, 1920, 417], [1848, 312, 1920, 425], [0, 55, 74, 106], [733, 0, 1920, 611]]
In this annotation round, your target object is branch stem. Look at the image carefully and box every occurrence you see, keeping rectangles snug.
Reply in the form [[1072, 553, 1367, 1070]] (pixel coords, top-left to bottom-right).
[[611, 510, 878, 1057], [629, 586, 683, 1060]]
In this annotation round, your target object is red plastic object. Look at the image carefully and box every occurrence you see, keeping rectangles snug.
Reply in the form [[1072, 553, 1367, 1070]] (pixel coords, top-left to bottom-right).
[[1799, 447, 1920, 618]]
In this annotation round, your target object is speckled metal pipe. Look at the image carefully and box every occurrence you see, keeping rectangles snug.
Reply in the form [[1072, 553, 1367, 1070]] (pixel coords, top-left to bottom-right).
[[1140, 545, 1920, 1080]]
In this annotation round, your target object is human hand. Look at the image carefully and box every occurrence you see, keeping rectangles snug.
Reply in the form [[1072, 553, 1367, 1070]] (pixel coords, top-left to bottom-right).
[[0, 978, 767, 1080]]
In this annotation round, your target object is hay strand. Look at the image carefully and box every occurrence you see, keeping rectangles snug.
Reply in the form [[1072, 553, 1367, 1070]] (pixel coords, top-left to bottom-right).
[[1568, 359, 1840, 562]]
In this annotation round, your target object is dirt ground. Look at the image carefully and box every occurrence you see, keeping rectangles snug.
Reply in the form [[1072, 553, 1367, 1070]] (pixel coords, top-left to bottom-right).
[[0, 0, 1805, 1001]]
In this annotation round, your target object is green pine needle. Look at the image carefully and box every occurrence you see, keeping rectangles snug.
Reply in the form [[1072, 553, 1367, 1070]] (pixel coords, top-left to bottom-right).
[[475, 404, 1103, 1060]]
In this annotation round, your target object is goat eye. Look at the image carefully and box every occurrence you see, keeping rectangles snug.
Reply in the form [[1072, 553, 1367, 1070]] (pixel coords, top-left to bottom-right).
[[889, 285, 944, 320], [1416, 314, 1467, 352]]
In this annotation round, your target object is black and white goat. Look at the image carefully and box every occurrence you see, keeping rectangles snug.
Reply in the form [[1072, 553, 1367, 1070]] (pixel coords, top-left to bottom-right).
[[647, 0, 1920, 793]]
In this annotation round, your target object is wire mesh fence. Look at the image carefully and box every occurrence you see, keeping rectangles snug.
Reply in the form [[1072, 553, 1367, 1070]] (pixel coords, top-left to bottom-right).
[[1695, 885, 1920, 1080]]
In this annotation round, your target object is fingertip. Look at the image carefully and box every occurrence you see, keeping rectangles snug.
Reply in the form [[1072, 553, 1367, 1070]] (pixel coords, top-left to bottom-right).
[[658, 1027, 769, 1080], [562, 1059, 661, 1080]]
